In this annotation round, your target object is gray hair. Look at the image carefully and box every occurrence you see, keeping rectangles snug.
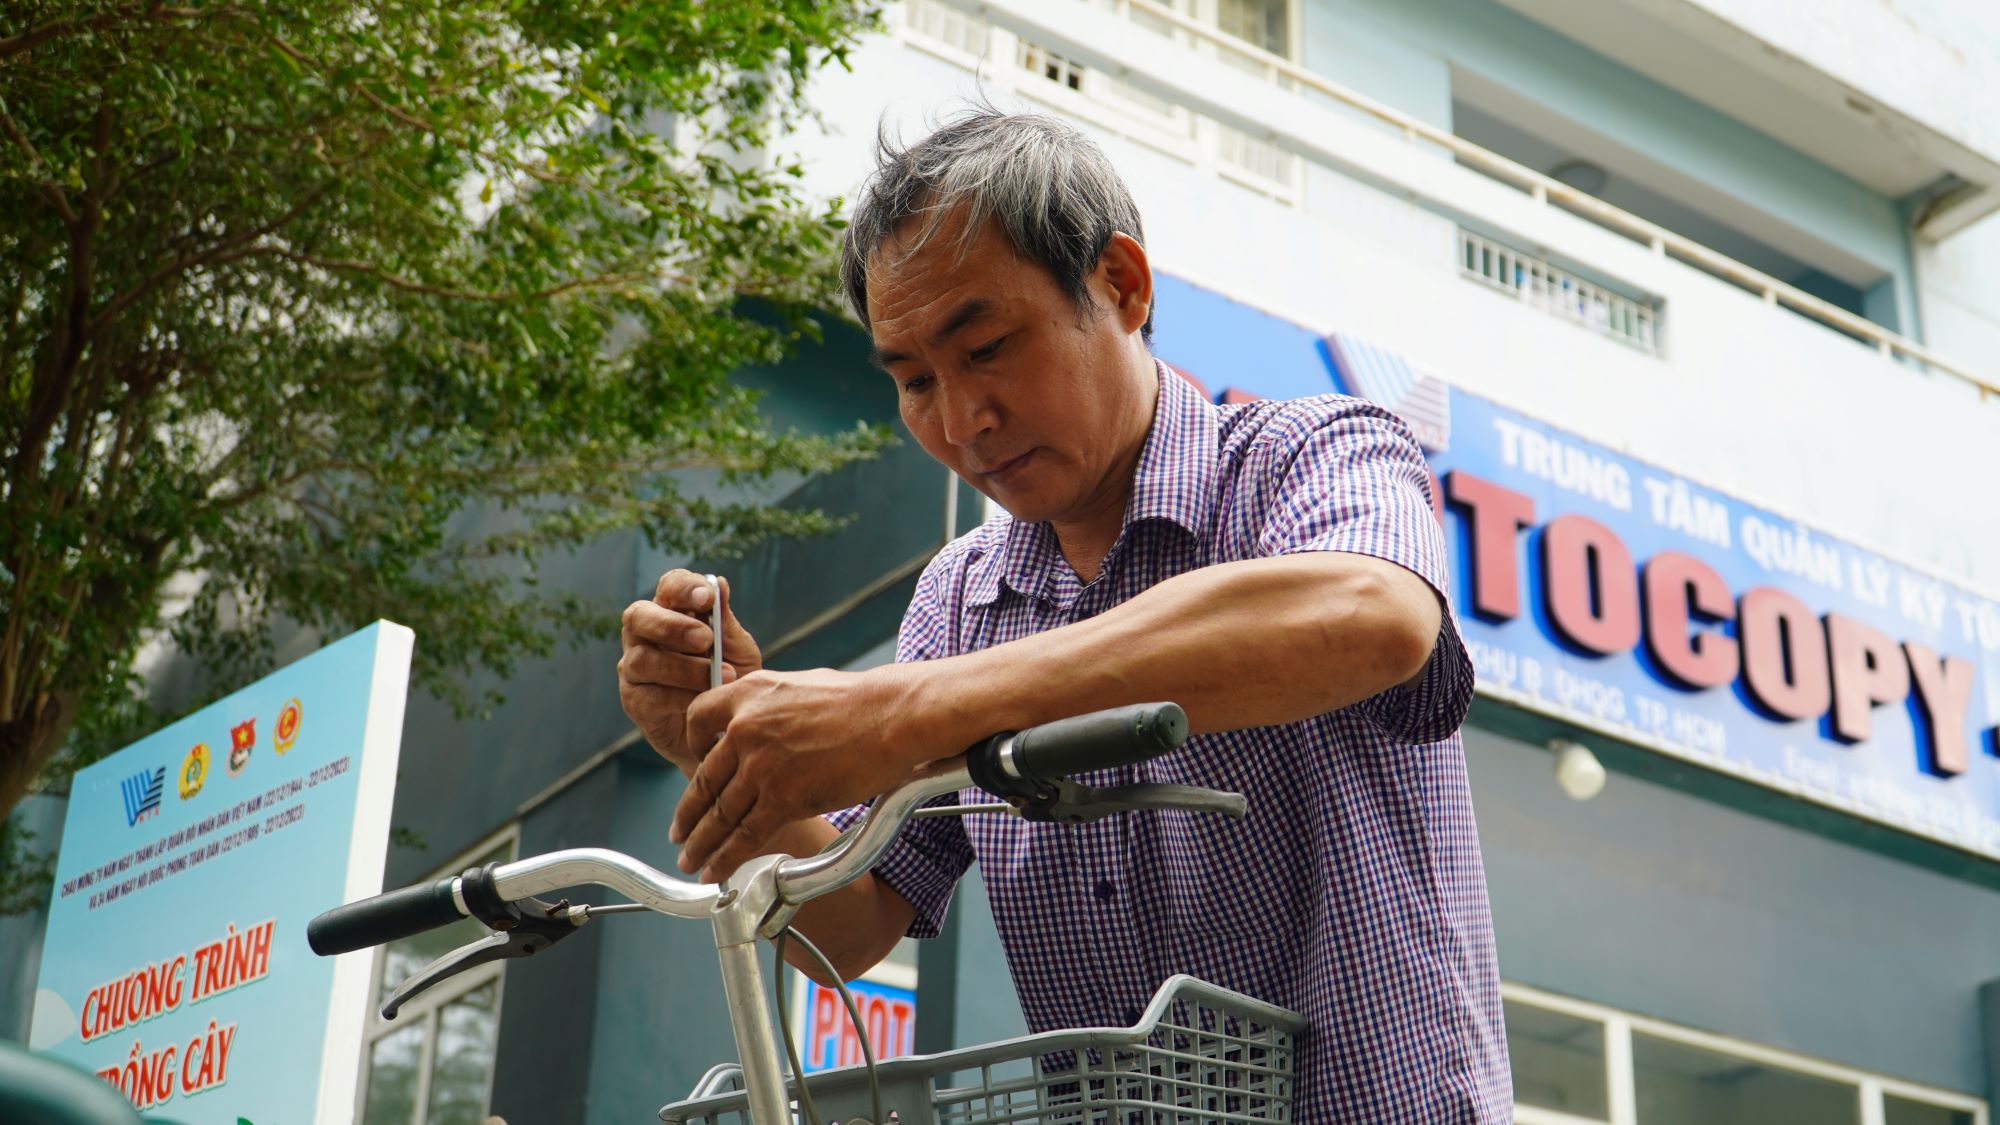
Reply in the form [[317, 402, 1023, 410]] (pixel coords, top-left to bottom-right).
[[840, 109, 1153, 343]]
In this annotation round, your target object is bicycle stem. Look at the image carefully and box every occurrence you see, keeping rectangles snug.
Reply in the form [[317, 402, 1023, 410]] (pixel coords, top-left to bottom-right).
[[706, 767, 977, 1125], [710, 854, 795, 1125]]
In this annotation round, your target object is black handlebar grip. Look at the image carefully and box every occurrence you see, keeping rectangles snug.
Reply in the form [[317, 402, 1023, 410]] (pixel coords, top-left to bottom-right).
[[1006, 702, 1189, 785], [307, 877, 464, 956]]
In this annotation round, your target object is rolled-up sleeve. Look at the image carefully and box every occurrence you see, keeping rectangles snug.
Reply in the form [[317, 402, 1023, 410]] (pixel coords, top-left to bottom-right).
[[824, 553, 974, 939], [1251, 404, 1474, 745]]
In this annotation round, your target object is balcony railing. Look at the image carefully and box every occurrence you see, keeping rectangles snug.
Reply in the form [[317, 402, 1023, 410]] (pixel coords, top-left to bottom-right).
[[900, 0, 1997, 400], [905, 0, 989, 58], [1459, 229, 1662, 354], [902, 0, 1301, 201]]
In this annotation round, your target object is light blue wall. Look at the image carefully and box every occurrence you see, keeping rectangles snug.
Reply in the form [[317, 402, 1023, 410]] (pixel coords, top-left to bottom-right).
[[1299, 0, 1919, 333], [1297, 3, 1453, 130]]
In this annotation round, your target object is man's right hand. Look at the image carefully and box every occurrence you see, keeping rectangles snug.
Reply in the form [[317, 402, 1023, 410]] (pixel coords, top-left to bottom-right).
[[619, 569, 763, 774]]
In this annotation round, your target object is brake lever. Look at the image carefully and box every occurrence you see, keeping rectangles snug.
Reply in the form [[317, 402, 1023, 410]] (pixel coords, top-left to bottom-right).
[[382, 930, 538, 1019], [380, 862, 587, 1019], [1017, 780, 1248, 824]]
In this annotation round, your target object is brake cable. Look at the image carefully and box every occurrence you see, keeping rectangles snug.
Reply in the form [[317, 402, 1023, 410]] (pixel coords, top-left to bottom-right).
[[775, 926, 886, 1125]]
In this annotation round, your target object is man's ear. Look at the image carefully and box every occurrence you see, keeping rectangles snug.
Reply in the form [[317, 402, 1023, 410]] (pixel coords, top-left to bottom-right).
[[1095, 231, 1153, 335]]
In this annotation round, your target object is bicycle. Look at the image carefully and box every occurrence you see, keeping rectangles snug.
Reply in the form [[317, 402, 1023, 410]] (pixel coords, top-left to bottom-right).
[[309, 702, 1304, 1125]]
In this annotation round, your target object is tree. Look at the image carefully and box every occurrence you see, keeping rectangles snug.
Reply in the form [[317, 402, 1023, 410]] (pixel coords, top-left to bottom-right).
[[0, 0, 888, 839]]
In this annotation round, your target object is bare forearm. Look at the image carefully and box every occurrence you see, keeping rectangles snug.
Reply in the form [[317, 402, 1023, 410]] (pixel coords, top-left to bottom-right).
[[882, 553, 1439, 760], [751, 817, 915, 985]]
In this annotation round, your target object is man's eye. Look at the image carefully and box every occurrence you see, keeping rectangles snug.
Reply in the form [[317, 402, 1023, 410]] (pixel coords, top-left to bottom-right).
[[900, 374, 933, 394], [970, 336, 1007, 362]]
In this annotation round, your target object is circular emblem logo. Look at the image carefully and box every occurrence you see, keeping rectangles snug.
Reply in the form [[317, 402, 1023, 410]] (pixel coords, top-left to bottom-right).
[[274, 698, 303, 755], [179, 744, 209, 801]]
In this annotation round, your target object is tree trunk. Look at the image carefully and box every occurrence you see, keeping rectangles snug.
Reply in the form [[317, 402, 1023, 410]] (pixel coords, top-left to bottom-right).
[[0, 693, 79, 823]]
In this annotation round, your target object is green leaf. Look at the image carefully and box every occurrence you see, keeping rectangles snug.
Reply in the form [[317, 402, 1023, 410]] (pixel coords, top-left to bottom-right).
[[268, 40, 302, 78]]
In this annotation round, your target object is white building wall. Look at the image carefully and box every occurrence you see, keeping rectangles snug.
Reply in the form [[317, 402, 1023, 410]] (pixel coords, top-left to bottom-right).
[[1917, 208, 2000, 376], [1659, 0, 2000, 171]]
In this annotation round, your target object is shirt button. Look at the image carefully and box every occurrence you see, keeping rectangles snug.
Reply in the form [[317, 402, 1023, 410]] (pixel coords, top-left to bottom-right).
[[1093, 880, 1117, 902]]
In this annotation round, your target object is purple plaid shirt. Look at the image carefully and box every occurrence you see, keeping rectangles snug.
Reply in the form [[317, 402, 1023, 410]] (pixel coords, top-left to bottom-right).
[[833, 363, 1512, 1122]]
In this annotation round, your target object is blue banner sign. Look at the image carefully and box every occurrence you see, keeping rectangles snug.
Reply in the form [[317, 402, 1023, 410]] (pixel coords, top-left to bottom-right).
[[798, 977, 917, 1074], [31, 622, 413, 1122], [1153, 275, 2000, 860]]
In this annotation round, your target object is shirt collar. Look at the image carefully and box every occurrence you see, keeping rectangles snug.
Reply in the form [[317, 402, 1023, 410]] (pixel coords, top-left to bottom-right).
[[1124, 360, 1221, 539], [968, 360, 1219, 607]]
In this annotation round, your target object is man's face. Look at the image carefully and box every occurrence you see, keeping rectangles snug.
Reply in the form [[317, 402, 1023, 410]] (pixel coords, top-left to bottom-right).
[[865, 214, 1153, 529]]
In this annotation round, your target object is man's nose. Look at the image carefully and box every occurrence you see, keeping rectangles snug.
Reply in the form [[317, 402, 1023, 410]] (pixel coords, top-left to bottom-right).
[[937, 381, 997, 447]]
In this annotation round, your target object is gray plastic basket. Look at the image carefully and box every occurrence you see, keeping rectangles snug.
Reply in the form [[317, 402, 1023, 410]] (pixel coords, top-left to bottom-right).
[[659, 975, 1303, 1125]]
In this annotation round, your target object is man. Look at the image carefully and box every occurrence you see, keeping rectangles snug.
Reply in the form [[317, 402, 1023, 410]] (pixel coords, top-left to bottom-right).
[[617, 110, 1511, 1122]]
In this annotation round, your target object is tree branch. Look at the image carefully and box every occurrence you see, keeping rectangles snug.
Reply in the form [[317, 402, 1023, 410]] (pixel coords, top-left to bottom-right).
[[10, 98, 124, 488], [264, 248, 673, 302], [101, 147, 180, 205], [0, 4, 245, 64], [85, 181, 337, 336], [0, 14, 116, 64], [97, 386, 140, 508], [201, 455, 338, 514], [0, 261, 31, 384], [13, 185, 101, 488], [36, 107, 124, 508], [0, 552, 34, 722], [267, 35, 437, 135], [0, 111, 77, 224]]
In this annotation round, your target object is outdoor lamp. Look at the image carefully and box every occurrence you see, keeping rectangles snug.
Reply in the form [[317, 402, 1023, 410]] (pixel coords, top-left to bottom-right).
[[1550, 739, 1608, 801]]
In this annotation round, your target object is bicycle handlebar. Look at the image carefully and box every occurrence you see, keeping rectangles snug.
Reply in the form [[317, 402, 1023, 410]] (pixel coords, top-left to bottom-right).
[[307, 876, 462, 957], [969, 702, 1188, 796], [308, 702, 1194, 956]]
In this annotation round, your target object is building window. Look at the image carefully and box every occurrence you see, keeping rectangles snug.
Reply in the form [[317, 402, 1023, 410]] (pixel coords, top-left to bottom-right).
[[358, 832, 517, 1125], [1631, 1032, 1859, 1125], [1506, 986, 1985, 1125], [1504, 998, 1609, 1119], [1216, 0, 1288, 56], [1017, 40, 1086, 92], [1884, 1094, 1979, 1125]]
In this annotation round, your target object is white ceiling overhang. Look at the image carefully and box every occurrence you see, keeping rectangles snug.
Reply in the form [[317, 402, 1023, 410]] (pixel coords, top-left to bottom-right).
[[1486, 0, 2000, 238]]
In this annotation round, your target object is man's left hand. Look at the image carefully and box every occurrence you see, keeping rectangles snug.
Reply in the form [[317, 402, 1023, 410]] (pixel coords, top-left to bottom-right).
[[670, 666, 932, 881]]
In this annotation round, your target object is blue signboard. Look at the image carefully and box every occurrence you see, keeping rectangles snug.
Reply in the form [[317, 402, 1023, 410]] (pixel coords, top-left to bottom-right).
[[1153, 274, 2000, 860], [797, 976, 917, 1074], [30, 622, 414, 1122]]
